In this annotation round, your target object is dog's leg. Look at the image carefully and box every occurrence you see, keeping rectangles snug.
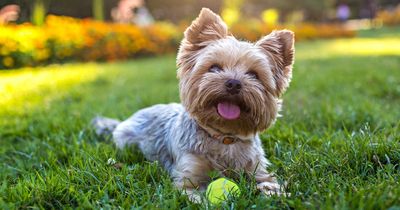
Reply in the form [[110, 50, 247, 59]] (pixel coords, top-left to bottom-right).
[[255, 169, 282, 196], [249, 157, 283, 196], [172, 153, 212, 203]]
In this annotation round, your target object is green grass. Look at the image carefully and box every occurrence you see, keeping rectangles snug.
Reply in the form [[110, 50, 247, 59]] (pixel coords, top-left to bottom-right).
[[1, 27, 400, 209]]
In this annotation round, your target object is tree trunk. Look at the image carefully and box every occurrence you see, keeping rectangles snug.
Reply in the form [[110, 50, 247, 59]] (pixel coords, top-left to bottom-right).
[[32, 0, 46, 25], [93, 0, 104, 21]]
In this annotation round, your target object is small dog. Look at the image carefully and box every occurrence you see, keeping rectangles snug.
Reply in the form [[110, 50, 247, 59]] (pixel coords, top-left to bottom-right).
[[92, 8, 294, 202]]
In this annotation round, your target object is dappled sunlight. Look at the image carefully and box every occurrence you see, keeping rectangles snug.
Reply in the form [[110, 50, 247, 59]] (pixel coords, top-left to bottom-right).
[[0, 63, 104, 116], [327, 38, 400, 56], [296, 36, 400, 60]]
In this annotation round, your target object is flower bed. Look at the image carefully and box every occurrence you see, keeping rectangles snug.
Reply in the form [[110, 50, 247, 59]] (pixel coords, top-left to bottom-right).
[[230, 20, 355, 42], [0, 15, 356, 69], [0, 15, 180, 69], [376, 5, 400, 26]]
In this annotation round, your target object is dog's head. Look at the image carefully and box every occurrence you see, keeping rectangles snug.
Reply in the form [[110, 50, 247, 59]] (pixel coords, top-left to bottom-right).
[[177, 8, 294, 136]]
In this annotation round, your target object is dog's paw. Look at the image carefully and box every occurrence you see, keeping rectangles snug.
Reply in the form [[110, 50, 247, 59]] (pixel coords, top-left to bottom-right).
[[257, 181, 286, 196], [183, 189, 203, 203]]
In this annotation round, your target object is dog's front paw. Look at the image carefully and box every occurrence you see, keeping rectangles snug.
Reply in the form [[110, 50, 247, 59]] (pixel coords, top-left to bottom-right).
[[257, 181, 284, 196], [184, 189, 203, 203]]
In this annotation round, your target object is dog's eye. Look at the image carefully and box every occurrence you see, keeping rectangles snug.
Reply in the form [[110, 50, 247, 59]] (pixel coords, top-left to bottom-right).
[[246, 71, 258, 79], [209, 64, 223, 73]]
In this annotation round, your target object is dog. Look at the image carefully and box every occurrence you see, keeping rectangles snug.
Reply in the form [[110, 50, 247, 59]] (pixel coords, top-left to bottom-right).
[[92, 8, 294, 202]]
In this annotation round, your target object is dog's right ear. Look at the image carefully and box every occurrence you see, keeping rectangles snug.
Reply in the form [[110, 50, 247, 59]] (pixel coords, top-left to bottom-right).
[[177, 8, 228, 77], [184, 8, 228, 46]]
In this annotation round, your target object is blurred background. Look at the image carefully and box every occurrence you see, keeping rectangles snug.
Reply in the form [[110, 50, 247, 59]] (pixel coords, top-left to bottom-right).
[[2, 0, 400, 23], [0, 0, 399, 69]]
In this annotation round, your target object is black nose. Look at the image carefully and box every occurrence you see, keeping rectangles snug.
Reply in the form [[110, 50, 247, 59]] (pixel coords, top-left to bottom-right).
[[225, 79, 242, 95]]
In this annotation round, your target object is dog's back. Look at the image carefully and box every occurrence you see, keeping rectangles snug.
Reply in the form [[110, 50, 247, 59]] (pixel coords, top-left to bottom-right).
[[92, 103, 184, 172]]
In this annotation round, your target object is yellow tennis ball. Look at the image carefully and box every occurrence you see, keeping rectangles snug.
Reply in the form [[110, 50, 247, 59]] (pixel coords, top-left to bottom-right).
[[206, 178, 241, 205]]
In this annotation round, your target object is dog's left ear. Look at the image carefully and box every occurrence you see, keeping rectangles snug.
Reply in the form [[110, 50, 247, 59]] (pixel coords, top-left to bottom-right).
[[256, 30, 295, 97]]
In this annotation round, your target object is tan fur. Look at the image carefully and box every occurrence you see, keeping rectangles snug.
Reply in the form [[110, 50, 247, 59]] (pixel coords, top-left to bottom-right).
[[177, 8, 228, 78], [177, 8, 294, 137], [256, 30, 295, 96]]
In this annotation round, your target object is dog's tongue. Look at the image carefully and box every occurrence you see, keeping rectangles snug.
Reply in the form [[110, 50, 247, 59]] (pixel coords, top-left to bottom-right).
[[217, 102, 241, 120]]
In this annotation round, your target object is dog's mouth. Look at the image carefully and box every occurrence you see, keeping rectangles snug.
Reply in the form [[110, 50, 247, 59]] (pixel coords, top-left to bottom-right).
[[217, 102, 240, 120], [215, 99, 249, 120]]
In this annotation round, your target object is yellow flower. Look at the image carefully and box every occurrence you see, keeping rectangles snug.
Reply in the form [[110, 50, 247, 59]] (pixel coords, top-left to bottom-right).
[[261, 9, 279, 25], [3, 57, 14, 67]]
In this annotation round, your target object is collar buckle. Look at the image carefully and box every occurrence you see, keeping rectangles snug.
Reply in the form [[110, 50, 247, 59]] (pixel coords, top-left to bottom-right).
[[211, 133, 237, 145], [222, 136, 235, 145]]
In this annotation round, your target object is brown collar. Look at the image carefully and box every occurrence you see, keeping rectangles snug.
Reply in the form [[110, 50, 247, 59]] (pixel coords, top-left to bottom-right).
[[198, 125, 244, 145]]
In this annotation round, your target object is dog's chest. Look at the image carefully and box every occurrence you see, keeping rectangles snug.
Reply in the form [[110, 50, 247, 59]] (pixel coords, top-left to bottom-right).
[[202, 140, 257, 171]]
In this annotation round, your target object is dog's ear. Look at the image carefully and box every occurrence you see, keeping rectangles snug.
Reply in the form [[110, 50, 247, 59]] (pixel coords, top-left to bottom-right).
[[177, 8, 228, 77], [184, 8, 228, 46], [256, 30, 295, 96]]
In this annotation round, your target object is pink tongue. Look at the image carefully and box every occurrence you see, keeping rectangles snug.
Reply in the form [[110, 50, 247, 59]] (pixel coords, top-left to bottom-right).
[[217, 102, 241, 120]]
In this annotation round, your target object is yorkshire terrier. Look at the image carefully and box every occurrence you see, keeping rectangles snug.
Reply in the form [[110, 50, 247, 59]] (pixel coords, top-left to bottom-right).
[[92, 8, 294, 202]]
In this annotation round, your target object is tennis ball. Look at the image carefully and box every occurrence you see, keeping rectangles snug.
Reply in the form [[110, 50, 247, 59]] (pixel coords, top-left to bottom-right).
[[206, 178, 241, 205]]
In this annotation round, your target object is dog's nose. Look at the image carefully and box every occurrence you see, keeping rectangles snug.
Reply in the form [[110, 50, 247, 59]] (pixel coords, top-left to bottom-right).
[[225, 79, 242, 95]]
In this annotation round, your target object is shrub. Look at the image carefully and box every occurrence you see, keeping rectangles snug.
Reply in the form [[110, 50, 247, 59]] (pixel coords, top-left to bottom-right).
[[230, 20, 355, 42], [0, 15, 356, 69], [376, 5, 400, 26], [0, 15, 180, 69]]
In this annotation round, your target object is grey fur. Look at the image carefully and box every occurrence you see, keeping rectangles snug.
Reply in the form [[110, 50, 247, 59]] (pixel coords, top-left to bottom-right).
[[91, 116, 120, 136], [93, 103, 281, 201]]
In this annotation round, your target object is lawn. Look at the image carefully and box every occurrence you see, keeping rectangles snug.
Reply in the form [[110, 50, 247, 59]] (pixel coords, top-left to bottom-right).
[[1, 27, 400, 209]]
